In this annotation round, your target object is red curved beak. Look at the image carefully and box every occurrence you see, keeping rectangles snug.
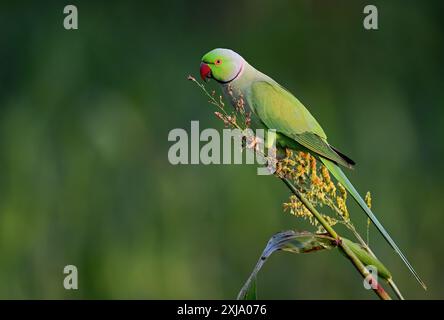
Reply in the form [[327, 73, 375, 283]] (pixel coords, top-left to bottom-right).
[[200, 62, 212, 81]]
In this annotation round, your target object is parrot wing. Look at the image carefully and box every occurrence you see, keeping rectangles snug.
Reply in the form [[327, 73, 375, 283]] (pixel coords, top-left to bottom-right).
[[249, 81, 354, 169]]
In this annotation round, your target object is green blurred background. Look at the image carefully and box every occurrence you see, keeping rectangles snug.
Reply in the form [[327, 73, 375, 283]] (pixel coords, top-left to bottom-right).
[[1, 0, 443, 299]]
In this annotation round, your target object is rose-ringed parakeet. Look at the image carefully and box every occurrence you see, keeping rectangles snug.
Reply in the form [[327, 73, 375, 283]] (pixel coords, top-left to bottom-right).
[[199, 48, 425, 289]]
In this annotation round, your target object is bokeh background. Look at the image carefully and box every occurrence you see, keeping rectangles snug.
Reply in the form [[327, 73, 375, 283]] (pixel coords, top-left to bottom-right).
[[1, 0, 443, 299]]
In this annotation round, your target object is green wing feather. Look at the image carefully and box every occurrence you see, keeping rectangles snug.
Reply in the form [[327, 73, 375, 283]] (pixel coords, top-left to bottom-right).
[[249, 81, 353, 168]]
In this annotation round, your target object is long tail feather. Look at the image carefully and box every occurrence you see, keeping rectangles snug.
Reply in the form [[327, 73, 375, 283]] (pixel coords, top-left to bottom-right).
[[321, 158, 427, 290]]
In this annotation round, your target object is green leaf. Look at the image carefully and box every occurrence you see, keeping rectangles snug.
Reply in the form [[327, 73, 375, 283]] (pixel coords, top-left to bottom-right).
[[279, 232, 336, 254], [341, 238, 392, 280], [237, 230, 336, 300]]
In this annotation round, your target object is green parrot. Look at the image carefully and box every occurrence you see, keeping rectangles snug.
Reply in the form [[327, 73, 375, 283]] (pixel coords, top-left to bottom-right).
[[200, 48, 425, 289]]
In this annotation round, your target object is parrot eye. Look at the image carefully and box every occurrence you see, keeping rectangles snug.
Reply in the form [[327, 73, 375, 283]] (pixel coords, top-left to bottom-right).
[[215, 59, 222, 65]]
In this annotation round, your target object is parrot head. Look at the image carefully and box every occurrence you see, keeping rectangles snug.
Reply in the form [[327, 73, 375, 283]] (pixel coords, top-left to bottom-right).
[[200, 48, 244, 83]]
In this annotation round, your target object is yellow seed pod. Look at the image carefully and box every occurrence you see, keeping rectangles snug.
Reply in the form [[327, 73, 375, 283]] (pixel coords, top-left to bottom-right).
[[286, 149, 293, 159], [321, 166, 331, 185], [337, 182, 347, 200], [365, 191, 372, 209]]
